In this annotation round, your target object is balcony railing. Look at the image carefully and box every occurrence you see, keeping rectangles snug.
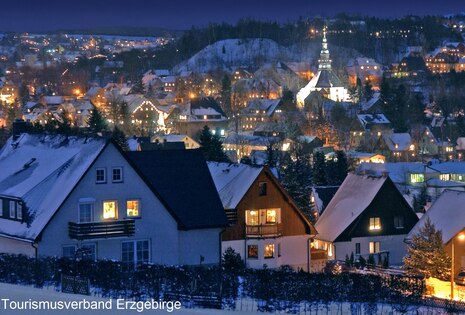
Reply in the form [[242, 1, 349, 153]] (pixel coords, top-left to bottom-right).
[[246, 224, 282, 237], [69, 220, 135, 240]]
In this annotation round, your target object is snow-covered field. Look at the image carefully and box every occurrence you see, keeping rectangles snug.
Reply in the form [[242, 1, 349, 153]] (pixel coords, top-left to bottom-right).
[[0, 282, 452, 314]]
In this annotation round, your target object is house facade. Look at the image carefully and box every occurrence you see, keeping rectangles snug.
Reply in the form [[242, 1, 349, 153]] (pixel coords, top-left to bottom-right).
[[314, 173, 418, 266], [208, 163, 324, 272], [0, 134, 227, 267]]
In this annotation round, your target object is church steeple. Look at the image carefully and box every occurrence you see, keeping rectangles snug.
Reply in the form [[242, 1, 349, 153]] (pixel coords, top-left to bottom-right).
[[318, 27, 332, 71]]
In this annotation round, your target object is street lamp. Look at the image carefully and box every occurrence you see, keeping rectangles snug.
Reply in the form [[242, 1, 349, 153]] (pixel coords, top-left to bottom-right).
[[451, 233, 465, 300]]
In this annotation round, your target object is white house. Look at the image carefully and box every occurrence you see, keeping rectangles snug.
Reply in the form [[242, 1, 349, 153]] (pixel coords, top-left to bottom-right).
[[0, 133, 227, 267]]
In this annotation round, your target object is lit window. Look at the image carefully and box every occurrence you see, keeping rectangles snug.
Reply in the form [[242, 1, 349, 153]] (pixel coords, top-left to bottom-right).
[[112, 167, 123, 183], [127, 200, 139, 217], [369, 217, 381, 230], [103, 201, 117, 219], [410, 173, 424, 183], [96, 168, 106, 183], [258, 182, 267, 196], [440, 174, 450, 181], [246, 210, 259, 225], [264, 244, 275, 259], [79, 202, 94, 223], [248, 245, 258, 259], [369, 241, 380, 254], [394, 216, 404, 229], [266, 210, 276, 224]]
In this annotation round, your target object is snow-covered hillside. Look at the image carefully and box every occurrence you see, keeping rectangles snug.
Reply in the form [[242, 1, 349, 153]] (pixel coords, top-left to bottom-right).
[[174, 39, 299, 73], [174, 38, 361, 74]]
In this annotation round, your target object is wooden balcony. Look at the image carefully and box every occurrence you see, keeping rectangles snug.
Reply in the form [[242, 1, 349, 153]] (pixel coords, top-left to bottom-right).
[[69, 220, 135, 240], [246, 224, 282, 237]]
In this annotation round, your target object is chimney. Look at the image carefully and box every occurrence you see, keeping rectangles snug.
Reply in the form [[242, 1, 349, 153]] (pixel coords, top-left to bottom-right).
[[381, 171, 389, 178], [12, 119, 27, 141]]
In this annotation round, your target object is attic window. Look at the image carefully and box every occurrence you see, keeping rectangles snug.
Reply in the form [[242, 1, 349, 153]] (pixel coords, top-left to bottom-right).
[[369, 217, 381, 230], [96, 168, 106, 184], [258, 182, 267, 196]]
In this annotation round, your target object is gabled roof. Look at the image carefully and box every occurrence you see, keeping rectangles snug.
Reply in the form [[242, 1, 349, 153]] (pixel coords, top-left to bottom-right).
[[358, 162, 429, 184], [312, 186, 340, 215], [382, 133, 413, 151], [407, 190, 465, 244], [126, 150, 228, 230], [190, 97, 226, 118], [315, 173, 388, 242], [0, 134, 108, 241], [244, 99, 281, 117], [207, 162, 263, 209], [357, 114, 390, 128]]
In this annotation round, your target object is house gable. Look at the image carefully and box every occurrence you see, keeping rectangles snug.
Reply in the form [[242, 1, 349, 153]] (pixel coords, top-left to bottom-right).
[[335, 178, 418, 242], [222, 169, 314, 241]]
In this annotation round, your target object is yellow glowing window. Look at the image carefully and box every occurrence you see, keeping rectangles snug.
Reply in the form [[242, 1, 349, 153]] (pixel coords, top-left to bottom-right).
[[369, 217, 381, 230], [369, 241, 380, 254], [246, 210, 259, 225], [264, 244, 275, 259], [127, 200, 139, 217], [266, 210, 276, 224], [103, 201, 117, 219]]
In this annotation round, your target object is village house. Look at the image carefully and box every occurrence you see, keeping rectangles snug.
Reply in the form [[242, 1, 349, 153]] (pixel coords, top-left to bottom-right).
[[208, 162, 325, 272], [0, 133, 227, 267], [314, 173, 419, 266]]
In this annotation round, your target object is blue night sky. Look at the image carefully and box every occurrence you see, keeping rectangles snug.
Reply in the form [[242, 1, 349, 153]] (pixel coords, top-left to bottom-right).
[[0, 0, 464, 32]]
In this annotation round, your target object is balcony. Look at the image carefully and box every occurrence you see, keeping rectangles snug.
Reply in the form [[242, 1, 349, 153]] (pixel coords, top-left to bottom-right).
[[69, 220, 135, 240], [246, 224, 282, 237]]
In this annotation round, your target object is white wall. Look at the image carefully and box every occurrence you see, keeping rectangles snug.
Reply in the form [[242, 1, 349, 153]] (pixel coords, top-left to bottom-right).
[[334, 234, 408, 265], [39, 144, 220, 265], [0, 236, 34, 256], [222, 235, 311, 271]]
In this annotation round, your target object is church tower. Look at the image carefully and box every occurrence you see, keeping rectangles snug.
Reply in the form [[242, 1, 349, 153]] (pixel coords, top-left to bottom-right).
[[318, 27, 332, 71]]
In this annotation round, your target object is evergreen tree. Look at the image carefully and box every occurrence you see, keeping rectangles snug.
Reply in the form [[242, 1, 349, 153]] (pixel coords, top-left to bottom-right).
[[220, 75, 232, 114], [363, 81, 374, 101], [312, 151, 327, 186], [334, 150, 348, 184], [198, 125, 229, 162], [112, 126, 129, 151], [87, 108, 107, 134], [279, 142, 313, 221], [403, 218, 451, 281], [130, 77, 145, 94], [413, 185, 428, 213]]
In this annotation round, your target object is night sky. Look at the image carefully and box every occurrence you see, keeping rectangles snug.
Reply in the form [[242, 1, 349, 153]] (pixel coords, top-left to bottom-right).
[[0, 0, 464, 32]]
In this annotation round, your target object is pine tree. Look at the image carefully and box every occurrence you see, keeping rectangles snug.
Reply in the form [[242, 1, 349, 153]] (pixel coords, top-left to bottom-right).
[[198, 125, 229, 162], [112, 126, 129, 151], [220, 75, 232, 115], [403, 218, 451, 281], [279, 142, 313, 221], [335, 150, 348, 184], [87, 108, 107, 134], [413, 185, 428, 212], [130, 77, 145, 94], [312, 151, 327, 186]]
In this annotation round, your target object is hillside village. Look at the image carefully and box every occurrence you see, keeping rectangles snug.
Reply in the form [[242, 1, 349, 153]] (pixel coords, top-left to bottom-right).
[[1, 13, 465, 311]]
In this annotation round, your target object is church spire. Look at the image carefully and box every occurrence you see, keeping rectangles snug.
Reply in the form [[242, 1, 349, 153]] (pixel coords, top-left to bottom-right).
[[318, 27, 332, 70]]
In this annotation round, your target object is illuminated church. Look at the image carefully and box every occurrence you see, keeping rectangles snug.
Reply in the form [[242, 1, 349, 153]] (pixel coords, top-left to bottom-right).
[[296, 28, 350, 107]]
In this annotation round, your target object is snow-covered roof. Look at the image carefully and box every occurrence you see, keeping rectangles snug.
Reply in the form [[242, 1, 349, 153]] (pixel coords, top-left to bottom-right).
[[383, 133, 413, 151], [357, 114, 390, 128], [407, 190, 465, 244], [427, 162, 465, 174], [0, 134, 107, 241], [315, 173, 388, 242], [244, 99, 281, 117], [358, 162, 429, 184], [207, 162, 263, 209]]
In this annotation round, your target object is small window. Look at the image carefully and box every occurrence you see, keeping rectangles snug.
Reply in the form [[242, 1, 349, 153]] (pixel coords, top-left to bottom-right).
[[63, 245, 76, 259], [112, 167, 123, 183], [96, 168, 106, 183], [78, 244, 96, 261], [369, 241, 380, 254], [369, 217, 381, 230], [394, 216, 404, 229], [0, 200, 3, 217], [266, 209, 276, 224], [9, 201, 15, 219], [278, 243, 281, 257], [248, 245, 258, 259], [127, 200, 139, 217], [355, 243, 361, 255], [103, 201, 117, 219], [246, 210, 259, 226], [258, 182, 267, 196], [17, 203, 22, 220], [264, 244, 275, 259], [79, 203, 94, 223]]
